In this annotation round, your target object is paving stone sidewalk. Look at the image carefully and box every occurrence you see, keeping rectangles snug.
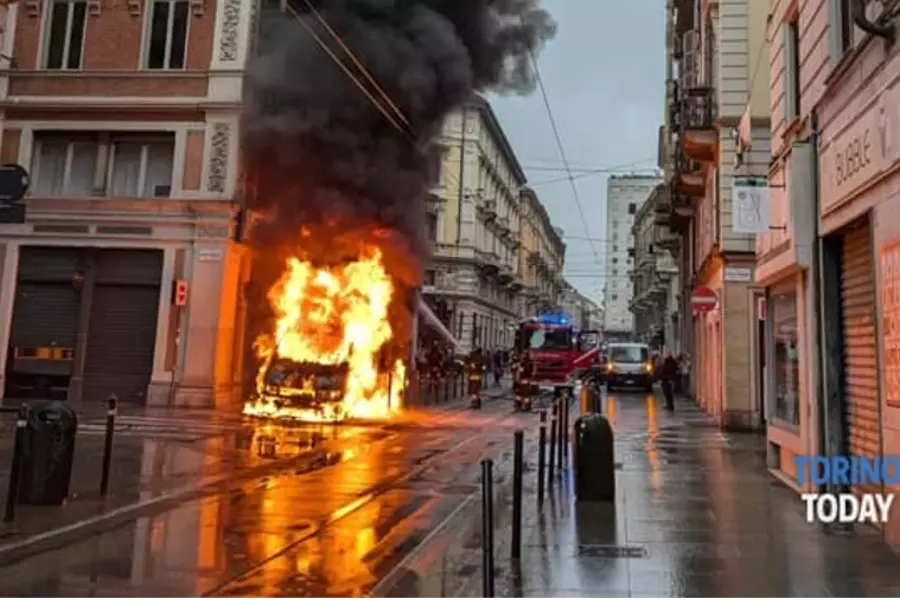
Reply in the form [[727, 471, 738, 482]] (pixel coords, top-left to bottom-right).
[[380, 391, 900, 598]]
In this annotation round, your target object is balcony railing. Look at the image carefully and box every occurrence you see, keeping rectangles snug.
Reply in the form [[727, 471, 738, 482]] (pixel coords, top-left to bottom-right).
[[678, 90, 716, 130]]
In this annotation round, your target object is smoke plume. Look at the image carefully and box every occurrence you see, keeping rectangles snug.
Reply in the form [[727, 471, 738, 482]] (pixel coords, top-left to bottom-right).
[[242, 0, 557, 269]]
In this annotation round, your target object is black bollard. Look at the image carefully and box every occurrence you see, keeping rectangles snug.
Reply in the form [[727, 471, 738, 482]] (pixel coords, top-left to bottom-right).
[[100, 395, 118, 496], [511, 430, 523, 560], [548, 399, 557, 489], [537, 411, 546, 505], [561, 391, 568, 462], [3, 404, 29, 522], [573, 414, 616, 502], [557, 394, 564, 471], [481, 458, 495, 597]]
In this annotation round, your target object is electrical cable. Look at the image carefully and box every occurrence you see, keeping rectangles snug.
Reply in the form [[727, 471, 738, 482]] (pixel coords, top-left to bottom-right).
[[528, 48, 600, 265]]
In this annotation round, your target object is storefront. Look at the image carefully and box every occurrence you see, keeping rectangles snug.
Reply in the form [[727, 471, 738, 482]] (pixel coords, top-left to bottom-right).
[[817, 27, 900, 547]]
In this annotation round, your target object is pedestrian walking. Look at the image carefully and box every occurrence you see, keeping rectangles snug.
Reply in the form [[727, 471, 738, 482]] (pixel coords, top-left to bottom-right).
[[659, 347, 679, 411]]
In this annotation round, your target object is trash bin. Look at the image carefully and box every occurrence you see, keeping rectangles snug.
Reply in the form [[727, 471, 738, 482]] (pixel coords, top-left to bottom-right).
[[17, 401, 78, 505], [572, 412, 615, 502]]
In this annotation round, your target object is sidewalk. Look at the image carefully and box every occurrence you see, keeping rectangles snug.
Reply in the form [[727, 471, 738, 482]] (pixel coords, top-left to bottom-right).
[[387, 392, 900, 597], [0, 385, 494, 565]]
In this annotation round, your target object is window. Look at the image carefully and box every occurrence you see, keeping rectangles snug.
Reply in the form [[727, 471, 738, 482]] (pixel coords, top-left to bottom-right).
[[31, 132, 174, 198], [32, 134, 97, 197], [44, 0, 87, 69], [426, 212, 438, 242], [423, 270, 436, 286], [612, 257, 618, 264], [783, 20, 801, 120], [771, 290, 800, 426], [108, 135, 175, 197], [611, 294, 618, 301], [612, 244, 618, 252], [828, 0, 854, 59], [608, 345, 648, 363], [429, 146, 445, 185], [147, 0, 189, 69], [628, 202, 636, 214]]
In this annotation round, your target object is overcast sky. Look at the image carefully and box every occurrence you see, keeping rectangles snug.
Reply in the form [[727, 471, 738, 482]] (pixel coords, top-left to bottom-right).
[[489, 0, 665, 306]]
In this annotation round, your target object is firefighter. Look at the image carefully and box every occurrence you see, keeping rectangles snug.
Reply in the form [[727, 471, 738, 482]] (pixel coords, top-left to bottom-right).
[[467, 346, 487, 409], [514, 350, 535, 412]]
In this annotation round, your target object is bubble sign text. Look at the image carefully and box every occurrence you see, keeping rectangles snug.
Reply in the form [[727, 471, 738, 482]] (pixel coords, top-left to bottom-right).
[[794, 456, 899, 525]]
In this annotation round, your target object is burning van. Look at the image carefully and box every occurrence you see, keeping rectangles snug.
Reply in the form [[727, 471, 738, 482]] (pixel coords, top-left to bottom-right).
[[258, 355, 351, 419]]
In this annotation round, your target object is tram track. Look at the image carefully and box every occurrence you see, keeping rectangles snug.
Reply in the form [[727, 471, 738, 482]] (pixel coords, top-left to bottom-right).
[[201, 405, 520, 597]]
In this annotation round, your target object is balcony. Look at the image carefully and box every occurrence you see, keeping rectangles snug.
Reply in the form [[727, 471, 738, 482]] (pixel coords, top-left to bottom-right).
[[673, 142, 705, 198], [476, 199, 497, 221], [679, 91, 717, 164]]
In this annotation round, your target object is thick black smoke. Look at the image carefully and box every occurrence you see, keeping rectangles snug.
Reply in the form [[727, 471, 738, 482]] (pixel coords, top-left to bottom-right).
[[242, 0, 556, 266]]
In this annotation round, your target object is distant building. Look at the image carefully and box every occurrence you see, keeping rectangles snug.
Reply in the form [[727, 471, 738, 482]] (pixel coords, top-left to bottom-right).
[[603, 174, 661, 336]]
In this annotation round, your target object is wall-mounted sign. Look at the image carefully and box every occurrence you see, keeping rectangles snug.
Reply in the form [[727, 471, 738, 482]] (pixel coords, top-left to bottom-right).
[[732, 178, 770, 234], [820, 81, 899, 213], [197, 247, 223, 262], [0, 164, 30, 224], [724, 266, 753, 282], [880, 240, 900, 408]]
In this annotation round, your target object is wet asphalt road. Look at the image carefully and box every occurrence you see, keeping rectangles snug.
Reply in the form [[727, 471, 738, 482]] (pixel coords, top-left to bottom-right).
[[0, 393, 530, 597]]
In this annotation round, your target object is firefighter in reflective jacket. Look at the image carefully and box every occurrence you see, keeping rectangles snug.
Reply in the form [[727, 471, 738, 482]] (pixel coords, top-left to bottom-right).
[[514, 351, 535, 411], [467, 346, 487, 409]]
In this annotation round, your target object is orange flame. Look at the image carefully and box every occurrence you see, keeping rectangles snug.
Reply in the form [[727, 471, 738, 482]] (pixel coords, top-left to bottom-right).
[[243, 245, 406, 422]]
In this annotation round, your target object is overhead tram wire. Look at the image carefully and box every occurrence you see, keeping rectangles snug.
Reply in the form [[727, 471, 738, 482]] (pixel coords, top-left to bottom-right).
[[528, 47, 600, 264], [281, 4, 471, 194], [282, 4, 416, 144], [298, 0, 412, 134]]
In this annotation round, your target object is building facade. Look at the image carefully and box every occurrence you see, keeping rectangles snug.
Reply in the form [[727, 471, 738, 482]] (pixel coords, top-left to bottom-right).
[[517, 186, 566, 318], [0, 0, 250, 408], [758, 0, 900, 548], [560, 285, 604, 331], [603, 173, 661, 338], [630, 183, 680, 350], [426, 96, 527, 353], [660, 0, 771, 429]]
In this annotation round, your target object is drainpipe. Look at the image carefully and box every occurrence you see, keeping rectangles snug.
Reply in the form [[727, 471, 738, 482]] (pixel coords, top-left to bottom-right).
[[810, 109, 827, 490], [455, 106, 467, 246]]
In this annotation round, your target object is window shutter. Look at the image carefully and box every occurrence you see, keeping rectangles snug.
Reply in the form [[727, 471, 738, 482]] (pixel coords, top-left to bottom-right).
[[782, 23, 798, 122], [826, 0, 843, 61]]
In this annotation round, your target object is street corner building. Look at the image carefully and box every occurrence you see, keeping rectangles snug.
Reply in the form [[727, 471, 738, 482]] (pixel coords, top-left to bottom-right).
[[661, 0, 772, 431], [758, 0, 900, 550], [0, 0, 253, 409]]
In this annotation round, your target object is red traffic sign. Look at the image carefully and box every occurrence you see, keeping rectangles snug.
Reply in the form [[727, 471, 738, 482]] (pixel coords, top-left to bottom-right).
[[691, 286, 718, 312]]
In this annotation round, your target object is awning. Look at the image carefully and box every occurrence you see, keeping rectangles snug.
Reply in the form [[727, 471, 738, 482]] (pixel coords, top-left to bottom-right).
[[417, 298, 462, 353]]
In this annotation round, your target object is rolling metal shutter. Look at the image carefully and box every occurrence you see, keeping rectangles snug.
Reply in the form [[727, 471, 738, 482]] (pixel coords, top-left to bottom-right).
[[841, 221, 880, 486], [82, 250, 163, 405], [6, 248, 85, 399]]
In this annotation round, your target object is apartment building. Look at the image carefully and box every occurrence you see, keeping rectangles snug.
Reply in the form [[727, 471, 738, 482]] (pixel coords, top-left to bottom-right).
[[559, 284, 602, 331], [0, 0, 249, 408], [630, 183, 680, 350], [757, 0, 900, 548], [518, 187, 566, 318], [659, 0, 771, 429], [603, 173, 661, 338], [426, 96, 527, 352]]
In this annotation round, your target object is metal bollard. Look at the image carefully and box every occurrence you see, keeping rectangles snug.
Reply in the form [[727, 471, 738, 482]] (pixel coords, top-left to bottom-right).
[[557, 394, 564, 470], [561, 391, 569, 462], [548, 399, 557, 489], [511, 430, 523, 560], [100, 395, 118, 496], [481, 458, 495, 597], [3, 404, 29, 522], [537, 411, 546, 505]]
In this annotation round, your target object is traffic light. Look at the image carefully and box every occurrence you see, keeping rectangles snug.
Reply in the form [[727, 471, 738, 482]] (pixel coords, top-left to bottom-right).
[[173, 279, 188, 307]]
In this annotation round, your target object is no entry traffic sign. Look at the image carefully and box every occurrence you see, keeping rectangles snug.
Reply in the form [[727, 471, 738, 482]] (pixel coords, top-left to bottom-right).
[[691, 286, 718, 313]]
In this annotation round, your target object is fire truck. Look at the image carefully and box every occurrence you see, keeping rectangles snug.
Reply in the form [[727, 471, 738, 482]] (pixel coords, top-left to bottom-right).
[[513, 312, 601, 410]]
